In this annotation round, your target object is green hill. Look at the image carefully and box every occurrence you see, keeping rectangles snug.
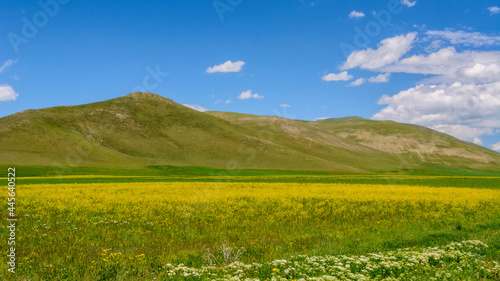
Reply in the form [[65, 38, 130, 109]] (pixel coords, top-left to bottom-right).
[[1, 92, 500, 175]]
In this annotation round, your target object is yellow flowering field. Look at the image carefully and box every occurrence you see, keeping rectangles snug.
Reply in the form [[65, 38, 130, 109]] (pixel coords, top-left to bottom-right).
[[1, 180, 500, 280]]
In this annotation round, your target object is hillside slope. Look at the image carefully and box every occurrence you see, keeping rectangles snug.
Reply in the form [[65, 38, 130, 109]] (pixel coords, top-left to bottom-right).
[[1, 92, 500, 174], [207, 111, 500, 173]]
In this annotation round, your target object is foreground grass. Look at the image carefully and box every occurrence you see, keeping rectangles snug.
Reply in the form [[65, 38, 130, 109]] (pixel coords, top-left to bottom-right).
[[1, 179, 499, 280], [162, 240, 500, 280]]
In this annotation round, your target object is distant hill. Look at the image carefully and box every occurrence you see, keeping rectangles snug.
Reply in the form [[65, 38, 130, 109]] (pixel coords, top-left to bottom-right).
[[316, 116, 366, 122], [1, 92, 500, 174]]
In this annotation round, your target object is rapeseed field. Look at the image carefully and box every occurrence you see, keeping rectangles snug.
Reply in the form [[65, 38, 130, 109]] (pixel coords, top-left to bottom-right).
[[1, 178, 499, 280]]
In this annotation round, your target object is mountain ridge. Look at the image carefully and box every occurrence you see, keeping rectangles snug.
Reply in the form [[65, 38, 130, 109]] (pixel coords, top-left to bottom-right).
[[1, 92, 499, 174]]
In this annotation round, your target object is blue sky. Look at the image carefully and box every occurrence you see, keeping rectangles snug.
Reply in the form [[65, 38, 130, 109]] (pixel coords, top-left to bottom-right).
[[1, 0, 500, 150]]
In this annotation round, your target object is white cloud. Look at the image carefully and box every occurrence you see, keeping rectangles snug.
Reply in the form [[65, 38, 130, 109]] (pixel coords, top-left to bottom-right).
[[238, 90, 263, 100], [488, 6, 500, 15], [0, 85, 19, 102], [401, 0, 417, 7], [322, 71, 353, 81], [382, 47, 500, 83], [426, 30, 500, 47], [0, 59, 16, 73], [206, 60, 245, 73], [349, 10, 365, 18], [341, 31, 500, 84], [372, 82, 500, 141], [225, 99, 232, 104], [341, 33, 417, 70], [493, 141, 500, 151], [349, 78, 365, 86], [280, 104, 291, 108], [368, 73, 391, 83], [342, 32, 500, 145], [315, 117, 331, 121], [430, 124, 493, 142], [461, 63, 500, 82], [183, 104, 208, 112], [425, 40, 445, 52]]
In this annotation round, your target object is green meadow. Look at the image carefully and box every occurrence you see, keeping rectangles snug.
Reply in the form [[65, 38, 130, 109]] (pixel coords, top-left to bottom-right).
[[1, 170, 499, 280]]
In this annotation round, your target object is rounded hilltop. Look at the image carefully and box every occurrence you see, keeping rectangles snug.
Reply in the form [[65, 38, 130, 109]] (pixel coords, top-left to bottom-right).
[[317, 116, 365, 122], [124, 92, 174, 102]]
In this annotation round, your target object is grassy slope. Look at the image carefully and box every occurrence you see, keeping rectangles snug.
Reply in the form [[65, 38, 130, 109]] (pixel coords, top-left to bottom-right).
[[0, 93, 362, 173], [207, 111, 500, 173], [1, 92, 500, 175]]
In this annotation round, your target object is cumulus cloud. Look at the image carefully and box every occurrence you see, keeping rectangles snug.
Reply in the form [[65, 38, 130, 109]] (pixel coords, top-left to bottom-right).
[[238, 90, 263, 100], [401, 0, 417, 7], [372, 82, 500, 142], [206, 60, 245, 73], [280, 104, 291, 108], [183, 104, 208, 112], [425, 39, 445, 52], [349, 78, 365, 86], [341, 31, 500, 84], [426, 30, 500, 47], [349, 10, 365, 18], [341, 33, 417, 70], [488, 6, 500, 15], [0, 85, 19, 102], [338, 32, 500, 144], [493, 141, 500, 151], [322, 71, 353, 81], [368, 73, 391, 83], [430, 125, 493, 142], [225, 99, 232, 104], [382, 47, 500, 83], [460, 63, 500, 82], [342, 31, 500, 84], [0, 59, 16, 73]]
